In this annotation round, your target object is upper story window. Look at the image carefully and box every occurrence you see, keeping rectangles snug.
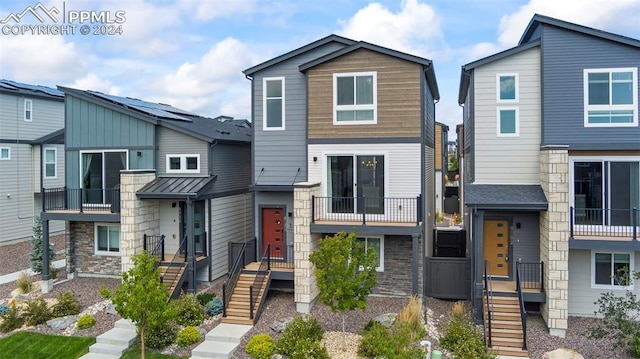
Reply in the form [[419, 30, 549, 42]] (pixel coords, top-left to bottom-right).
[[263, 77, 285, 130], [166, 154, 200, 174], [497, 108, 519, 136], [44, 148, 57, 178], [0, 147, 9, 160], [24, 99, 32, 121], [497, 74, 519, 102], [333, 72, 377, 125], [584, 68, 638, 127]]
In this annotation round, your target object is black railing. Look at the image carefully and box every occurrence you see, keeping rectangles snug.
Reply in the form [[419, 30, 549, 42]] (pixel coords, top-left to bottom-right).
[[160, 235, 188, 292], [570, 207, 638, 240], [515, 262, 528, 350], [267, 241, 294, 269], [250, 244, 271, 321], [43, 187, 121, 213], [144, 234, 165, 265], [312, 195, 422, 224], [517, 261, 543, 290], [222, 241, 247, 317], [483, 260, 494, 348]]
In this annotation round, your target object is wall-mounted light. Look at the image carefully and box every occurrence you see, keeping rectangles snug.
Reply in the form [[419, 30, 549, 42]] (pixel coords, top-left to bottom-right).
[[313, 156, 317, 162], [137, 151, 142, 157]]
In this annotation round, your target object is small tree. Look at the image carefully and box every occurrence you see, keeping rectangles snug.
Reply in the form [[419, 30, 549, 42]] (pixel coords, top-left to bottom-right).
[[29, 216, 55, 273], [100, 252, 173, 359], [309, 232, 378, 342]]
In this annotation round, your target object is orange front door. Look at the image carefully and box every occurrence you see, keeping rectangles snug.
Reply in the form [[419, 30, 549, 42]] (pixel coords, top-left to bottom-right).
[[262, 208, 285, 259], [483, 220, 509, 276]]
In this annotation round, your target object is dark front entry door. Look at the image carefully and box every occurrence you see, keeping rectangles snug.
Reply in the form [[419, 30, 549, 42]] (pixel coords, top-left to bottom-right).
[[262, 208, 284, 259]]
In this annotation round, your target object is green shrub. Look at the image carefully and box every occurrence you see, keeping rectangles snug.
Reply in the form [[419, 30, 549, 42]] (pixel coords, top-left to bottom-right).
[[275, 315, 326, 359], [358, 321, 423, 359], [169, 292, 205, 327], [51, 291, 81, 318], [16, 273, 33, 294], [286, 337, 329, 359], [177, 326, 201, 347], [358, 321, 395, 358], [0, 303, 10, 316], [196, 292, 216, 306], [205, 297, 224, 316], [22, 297, 52, 326], [440, 310, 495, 359], [0, 308, 24, 333], [145, 322, 178, 349], [77, 314, 96, 329], [630, 337, 640, 358], [245, 333, 275, 359]]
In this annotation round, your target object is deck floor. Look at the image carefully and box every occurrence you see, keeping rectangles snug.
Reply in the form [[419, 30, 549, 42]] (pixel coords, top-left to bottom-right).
[[488, 280, 542, 294], [245, 261, 294, 273]]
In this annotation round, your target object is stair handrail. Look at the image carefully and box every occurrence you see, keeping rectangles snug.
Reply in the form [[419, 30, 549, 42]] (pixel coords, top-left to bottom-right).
[[161, 235, 188, 298], [483, 260, 494, 348], [249, 243, 271, 321], [222, 241, 248, 318], [516, 262, 528, 350], [144, 234, 165, 267]]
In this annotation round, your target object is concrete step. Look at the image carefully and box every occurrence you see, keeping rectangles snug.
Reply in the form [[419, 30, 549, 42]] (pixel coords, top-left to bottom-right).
[[114, 318, 136, 330], [89, 343, 127, 356], [204, 323, 252, 343], [191, 340, 238, 359], [79, 352, 119, 359], [96, 327, 137, 346]]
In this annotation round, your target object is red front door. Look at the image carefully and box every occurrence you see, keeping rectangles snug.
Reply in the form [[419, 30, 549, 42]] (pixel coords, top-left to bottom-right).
[[262, 208, 284, 259]]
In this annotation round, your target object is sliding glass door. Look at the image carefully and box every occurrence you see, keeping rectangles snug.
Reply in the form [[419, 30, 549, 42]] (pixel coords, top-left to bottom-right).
[[81, 151, 127, 204], [327, 155, 384, 214]]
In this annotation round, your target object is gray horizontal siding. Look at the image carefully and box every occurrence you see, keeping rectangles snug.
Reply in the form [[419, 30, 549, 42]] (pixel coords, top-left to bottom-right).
[[211, 143, 250, 193], [210, 193, 253, 280], [0, 94, 64, 140], [541, 25, 640, 149], [157, 127, 208, 176]]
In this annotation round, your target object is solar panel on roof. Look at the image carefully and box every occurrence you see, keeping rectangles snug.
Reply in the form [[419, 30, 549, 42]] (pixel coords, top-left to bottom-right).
[[90, 91, 193, 121], [1, 80, 62, 96], [0, 82, 18, 90], [128, 104, 191, 122]]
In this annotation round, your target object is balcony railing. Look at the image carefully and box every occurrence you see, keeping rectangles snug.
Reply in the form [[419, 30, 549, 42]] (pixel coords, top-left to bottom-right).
[[312, 195, 422, 225], [570, 207, 638, 240], [43, 187, 121, 213]]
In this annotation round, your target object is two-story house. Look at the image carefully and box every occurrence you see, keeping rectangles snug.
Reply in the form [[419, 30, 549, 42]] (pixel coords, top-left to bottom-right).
[[39, 87, 253, 298], [459, 13, 639, 350], [0, 80, 65, 244], [223, 35, 438, 324]]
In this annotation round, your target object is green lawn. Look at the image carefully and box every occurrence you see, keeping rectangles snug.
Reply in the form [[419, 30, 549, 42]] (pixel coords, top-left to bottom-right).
[[0, 332, 95, 359]]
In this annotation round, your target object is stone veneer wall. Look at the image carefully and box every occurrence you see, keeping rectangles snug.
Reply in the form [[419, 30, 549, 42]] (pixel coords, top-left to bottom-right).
[[375, 235, 423, 296], [67, 221, 121, 276], [293, 182, 322, 313], [539, 147, 569, 337], [120, 171, 160, 273]]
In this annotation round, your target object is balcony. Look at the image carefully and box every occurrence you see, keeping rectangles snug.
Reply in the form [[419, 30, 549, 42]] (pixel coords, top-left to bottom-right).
[[42, 187, 121, 215], [312, 195, 422, 226], [570, 207, 638, 242]]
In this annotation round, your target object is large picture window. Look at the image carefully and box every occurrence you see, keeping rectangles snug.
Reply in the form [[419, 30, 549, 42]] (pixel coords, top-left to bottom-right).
[[584, 68, 638, 126], [333, 72, 377, 125], [592, 251, 633, 289], [263, 77, 285, 130]]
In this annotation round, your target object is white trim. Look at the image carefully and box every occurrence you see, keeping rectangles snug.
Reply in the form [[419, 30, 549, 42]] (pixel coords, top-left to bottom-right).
[[44, 147, 57, 179], [0, 147, 10, 160], [333, 71, 377, 125], [496, 107, 519, 136], [165, 154, 200, 174], [94, 223, 121, 256], [496, 73, 519, 103], [24, 99, 32, 121], [357, 235, 384, 272], [590, 250, 634, 290], [263, 77, 285, 131], [583, 67, 638, 127]]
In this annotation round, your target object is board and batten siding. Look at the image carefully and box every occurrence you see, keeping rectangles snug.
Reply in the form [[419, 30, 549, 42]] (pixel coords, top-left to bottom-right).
[[307, 143, 422, 198], [307, 49, 422, 139], [209, 193, 254, 280], [540, 25, 640, 149], [253, 42, 347, 185], [568, 249, 640, 316], [157, 127, 209, 177], [0, 94, 64, 140], [473, 46, 541, 184], [210, 143, 251, 193]]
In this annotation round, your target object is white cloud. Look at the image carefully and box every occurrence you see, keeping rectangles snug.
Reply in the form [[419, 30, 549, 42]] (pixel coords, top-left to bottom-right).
[[66, 73, 121, 95], [180, 0, 258, 20]]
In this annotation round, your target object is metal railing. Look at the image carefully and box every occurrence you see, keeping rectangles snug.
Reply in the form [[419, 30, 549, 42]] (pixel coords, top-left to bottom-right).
[[222, 241, 248, 317], [144, 234, 165, 265], [483, 260, 494, 348], [250, 244, 271, 321], [312, 195, 422, 224], [515, 262, 528, 350], [267, 241, 294, 269], [160, 235, 188, 296], [570, 207, 638, 240], [517, 261, 543, 290], [43, 187, 121, 213]]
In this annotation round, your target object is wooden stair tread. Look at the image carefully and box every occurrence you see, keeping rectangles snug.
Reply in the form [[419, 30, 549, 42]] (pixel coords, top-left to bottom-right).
[[489, 346, 528, 357]]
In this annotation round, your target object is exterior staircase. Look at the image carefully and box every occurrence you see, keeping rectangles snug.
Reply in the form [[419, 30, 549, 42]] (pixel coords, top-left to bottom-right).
[[221, 271, 271, 325], [483, 295, 528, 357], [158, 261, 188, 299]]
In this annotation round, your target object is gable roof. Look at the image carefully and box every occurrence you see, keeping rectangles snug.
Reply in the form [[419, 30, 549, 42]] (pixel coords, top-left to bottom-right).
[[59, 86, 251, 144], [0, 79, 63, 101], [243, 34, 356, 76], [520, 14, 640, 48]]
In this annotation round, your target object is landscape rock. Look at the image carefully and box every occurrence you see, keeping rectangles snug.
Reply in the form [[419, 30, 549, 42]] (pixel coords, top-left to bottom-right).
[[372, 312, 397, 328], [543, 348, 585, 359], [270, 317, 293, 333], [106, 303, 117, 315], [47, 315, 78, 330]]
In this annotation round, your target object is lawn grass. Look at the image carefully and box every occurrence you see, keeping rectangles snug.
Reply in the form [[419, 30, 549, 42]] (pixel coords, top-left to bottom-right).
[[121, 342, 189, 359], [0, 332, 95, 359]]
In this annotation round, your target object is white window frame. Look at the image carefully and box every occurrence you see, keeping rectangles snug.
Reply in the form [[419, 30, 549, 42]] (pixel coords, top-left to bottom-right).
[[44, 147, 57, 179], [24, 99, 32, 121], [94, 223, 121, 256], [166, 154, 200, 174], [496, 107, 519, 136], [263, 77, 285, 131], [583, 67, 638, 127], [333, 71, 377, 125], [591, 250, 634, 290], [496, 73, 519, 103], [357, 236, 384, 272], [0, 147, 10, 160]]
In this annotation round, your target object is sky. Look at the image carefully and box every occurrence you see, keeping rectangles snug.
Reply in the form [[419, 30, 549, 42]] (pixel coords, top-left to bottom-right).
[[1, 0, 639, 138]]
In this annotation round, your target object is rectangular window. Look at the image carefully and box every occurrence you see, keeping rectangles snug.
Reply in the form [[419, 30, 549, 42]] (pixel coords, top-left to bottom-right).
[[584, 68, 638, 126], [497, 74, 518, 102], [356, 236, 384, 272], [497, 108, 519, 136], [326, 154, 385, 214], [263, 77, 285, 130], [166, 154, 200, 174], [333, 72, 377, 125], [95, 224, 120, 255], [24, 99, 32, 121], [81, 150, 128, 204], [44, 148, 57, 178], [0, 147, 9, 160], [592, 251, 633, 289]]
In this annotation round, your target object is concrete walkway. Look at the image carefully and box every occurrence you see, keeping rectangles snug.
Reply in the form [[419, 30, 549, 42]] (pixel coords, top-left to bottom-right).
[[0, 259, 66, 285], [79, 319, 137, 359], [191, 323, 253, 359]]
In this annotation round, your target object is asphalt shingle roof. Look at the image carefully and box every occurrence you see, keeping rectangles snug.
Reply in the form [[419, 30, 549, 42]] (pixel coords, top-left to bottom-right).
[[465, 184, 548, 210]]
